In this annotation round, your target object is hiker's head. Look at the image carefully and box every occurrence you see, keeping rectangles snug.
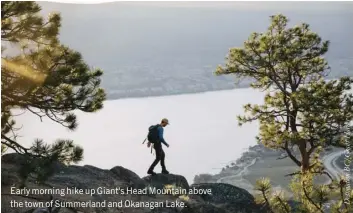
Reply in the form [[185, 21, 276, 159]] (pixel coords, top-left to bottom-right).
[[161, 118, 169, 127]]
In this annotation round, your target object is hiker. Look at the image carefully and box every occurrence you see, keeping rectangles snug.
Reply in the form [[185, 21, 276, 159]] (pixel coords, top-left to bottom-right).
[[147, 118, 170, 175]]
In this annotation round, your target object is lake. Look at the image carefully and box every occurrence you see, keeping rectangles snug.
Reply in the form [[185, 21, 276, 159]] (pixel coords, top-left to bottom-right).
[[15, 88, 264, 183]]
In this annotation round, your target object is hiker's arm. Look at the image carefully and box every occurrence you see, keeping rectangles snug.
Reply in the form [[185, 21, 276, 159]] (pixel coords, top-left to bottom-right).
[[158, 127, 169, 147]]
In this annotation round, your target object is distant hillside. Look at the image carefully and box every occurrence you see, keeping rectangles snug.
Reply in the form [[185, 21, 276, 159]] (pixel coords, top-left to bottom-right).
[[32, 3, 353, 99]]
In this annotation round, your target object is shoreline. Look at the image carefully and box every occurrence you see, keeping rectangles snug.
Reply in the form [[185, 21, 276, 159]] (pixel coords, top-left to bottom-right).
[[194, 144, 346, 196], [103, 76, 348, 102]]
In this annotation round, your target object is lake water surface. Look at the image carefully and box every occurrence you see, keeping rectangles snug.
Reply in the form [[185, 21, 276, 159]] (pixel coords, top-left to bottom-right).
[[15, 88, 264, 183]]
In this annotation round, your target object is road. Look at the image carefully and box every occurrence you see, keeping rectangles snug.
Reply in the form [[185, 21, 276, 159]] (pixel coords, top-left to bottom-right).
[[216, 158, 258, 183], [216, 158, 258, 192], [214, 150, 345, 190], [323, 150, 345, 182]]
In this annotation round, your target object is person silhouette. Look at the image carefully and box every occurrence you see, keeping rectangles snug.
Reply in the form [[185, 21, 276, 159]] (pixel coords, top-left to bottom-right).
[[147, 118, 170, 175]]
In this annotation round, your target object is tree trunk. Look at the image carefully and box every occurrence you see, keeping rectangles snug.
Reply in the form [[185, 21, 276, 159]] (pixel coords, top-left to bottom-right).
[[299, 140, 310, 172]]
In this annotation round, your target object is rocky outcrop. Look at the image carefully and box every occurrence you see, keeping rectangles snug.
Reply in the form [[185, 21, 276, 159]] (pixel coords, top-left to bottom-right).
[[190, 183, 254, 204], [189, 183, 262, 213], [111, 166, 147, 189], [2, 153, 263, 213], [181, 203, 227, 213], [143, 174, 189, 190]]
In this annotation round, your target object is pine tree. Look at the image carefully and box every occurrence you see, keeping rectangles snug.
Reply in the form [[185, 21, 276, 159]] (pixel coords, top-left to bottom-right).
[[216, 14, 353, 212], [1, 2, 106, 184]]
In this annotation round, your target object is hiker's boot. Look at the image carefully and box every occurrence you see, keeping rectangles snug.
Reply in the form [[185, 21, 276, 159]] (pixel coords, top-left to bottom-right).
[[147, 169, 157, 176], [161, 169, 169, 174]]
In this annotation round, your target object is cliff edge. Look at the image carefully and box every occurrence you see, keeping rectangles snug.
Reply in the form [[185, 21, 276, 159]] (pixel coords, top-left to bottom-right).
[[1, 153, 264, 213]]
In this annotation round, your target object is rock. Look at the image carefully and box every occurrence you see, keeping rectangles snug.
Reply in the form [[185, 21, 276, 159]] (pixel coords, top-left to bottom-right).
[[190, 183, 261, 213], [150, 207, 179, 213], [190, 183, 254, 204], [143, 174, 189, 190], [2, 153, 263, 213], [181, 203, 227, 213], [31, 198, 61, 213], [45, 164, 129, 190], [1, 153, 27, 165], [110, 166, 147, 189], [2, 153, 27, 185]]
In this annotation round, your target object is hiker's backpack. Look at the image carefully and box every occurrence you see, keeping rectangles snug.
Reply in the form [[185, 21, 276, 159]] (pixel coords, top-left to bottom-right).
[[142, 124, 160, 154], [147, 124, 160, 143]]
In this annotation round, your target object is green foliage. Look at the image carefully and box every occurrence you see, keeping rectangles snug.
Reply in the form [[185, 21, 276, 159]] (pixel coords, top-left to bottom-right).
[[1, 1, 59, 44], [255, 178, 291, 213], [256, 174, 353, 212], [19, 139, 83, 187], [217, 14, 353, 212], [1, 1, 106, 183], [1, 143, 8, 155], [216, 13, 353, 170]]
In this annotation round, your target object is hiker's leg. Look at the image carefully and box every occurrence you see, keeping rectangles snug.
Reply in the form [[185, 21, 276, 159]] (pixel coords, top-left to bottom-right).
[[160, 149, 169, 174], [160, 149, 166, 170], [149, 158, 159, 170], [148, 145, 162, 172]]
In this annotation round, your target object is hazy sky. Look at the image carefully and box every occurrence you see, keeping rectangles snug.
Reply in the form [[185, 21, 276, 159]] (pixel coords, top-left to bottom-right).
[[39, 1, 353, 12]]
